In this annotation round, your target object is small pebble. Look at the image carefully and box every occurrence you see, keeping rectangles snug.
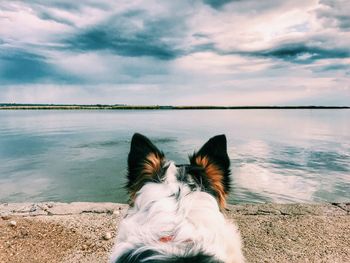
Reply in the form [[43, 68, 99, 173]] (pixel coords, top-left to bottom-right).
[[9, 220, 17, 227], [103, 232, 112, 240], [1, 214, 11, 220], [20, 228, 29, 237], [113, 210, 120, 215]]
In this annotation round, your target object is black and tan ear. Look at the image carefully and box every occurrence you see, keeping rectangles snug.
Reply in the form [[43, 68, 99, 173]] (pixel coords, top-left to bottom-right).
[[127, 133, 165, 204], [189, 135, 231, 209]]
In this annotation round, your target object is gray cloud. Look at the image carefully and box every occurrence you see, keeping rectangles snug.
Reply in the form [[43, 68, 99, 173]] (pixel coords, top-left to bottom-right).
[[37, 11, 75, 27], [249, 42, 350, 63], [312, 63, 350, 74], [190, 40, 350, 64], [25, 0, 110, 12], [63, 10, 186, 60], [202, 0, 297, 13], [316, 0, 350, 31], [203, 0, 240, 9], [0, 48, 80, 85], [322, 64, 350, 71]]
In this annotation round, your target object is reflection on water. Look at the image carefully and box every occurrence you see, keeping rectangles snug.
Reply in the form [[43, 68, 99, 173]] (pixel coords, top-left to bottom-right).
[[0, 110, 349, 203]]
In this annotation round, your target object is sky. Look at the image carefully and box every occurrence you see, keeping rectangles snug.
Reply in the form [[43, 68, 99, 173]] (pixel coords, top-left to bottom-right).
[[0, 0, 349, 106]]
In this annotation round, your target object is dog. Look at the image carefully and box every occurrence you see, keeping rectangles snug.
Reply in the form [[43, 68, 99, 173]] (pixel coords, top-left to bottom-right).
[[110, 133, 244, 263]]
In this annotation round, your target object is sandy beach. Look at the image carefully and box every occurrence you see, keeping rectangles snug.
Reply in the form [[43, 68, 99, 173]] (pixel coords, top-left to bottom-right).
[[0, 202, 349, 263]]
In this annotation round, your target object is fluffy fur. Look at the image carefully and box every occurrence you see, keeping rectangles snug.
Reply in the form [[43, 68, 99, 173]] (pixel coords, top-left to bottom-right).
[[110, 133, 244, 263]]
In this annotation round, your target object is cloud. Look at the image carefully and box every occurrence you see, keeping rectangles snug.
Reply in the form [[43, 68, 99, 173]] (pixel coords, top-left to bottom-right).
[[189, 40, 350, 64], [0, 48, 79, 84], [316, 0, 350, 31], [203, 0, 239, 9], [0, 0, 349, 105], [311, 61, 350, 73], [52, 52, 171, 84], [63, 10, 185, 60], [202, 0, 310, 13], [321, 64, 350, 71], [248, 42, 350, 63], [37, 10, 75, 26], [20, 0, 111, 12]]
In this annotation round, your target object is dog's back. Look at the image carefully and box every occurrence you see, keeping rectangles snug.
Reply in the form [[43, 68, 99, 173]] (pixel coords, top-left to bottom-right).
[[110, 134, 244, 263]]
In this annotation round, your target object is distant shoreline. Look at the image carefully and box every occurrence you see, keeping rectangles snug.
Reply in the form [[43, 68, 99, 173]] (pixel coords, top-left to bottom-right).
[[0, 104, 349, 110]]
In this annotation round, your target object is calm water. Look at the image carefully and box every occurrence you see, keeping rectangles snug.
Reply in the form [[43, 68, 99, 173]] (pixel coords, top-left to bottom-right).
[[0, 110, 349, 204]]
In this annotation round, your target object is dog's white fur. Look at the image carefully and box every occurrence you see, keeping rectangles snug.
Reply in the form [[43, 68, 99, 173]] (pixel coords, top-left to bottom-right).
[[110, 162, 244, 263]]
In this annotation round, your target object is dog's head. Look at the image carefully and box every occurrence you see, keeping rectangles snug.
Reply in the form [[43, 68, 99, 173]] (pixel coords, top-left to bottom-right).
[[126, 133, 231, 209]]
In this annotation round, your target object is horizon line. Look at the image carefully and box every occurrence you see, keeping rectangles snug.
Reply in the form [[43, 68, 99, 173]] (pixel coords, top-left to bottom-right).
[[0, 103, 349, 110]]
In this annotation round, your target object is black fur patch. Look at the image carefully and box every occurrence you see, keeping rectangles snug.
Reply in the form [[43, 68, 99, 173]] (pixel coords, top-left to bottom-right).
[[114, 248, 223, 263], [186, 165, 219, 198], [127, 133, 165, 189], [189, 135, 231, 195]]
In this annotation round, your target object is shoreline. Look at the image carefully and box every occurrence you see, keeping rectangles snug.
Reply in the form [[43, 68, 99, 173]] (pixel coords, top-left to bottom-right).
[[0, 105, 349, 110], [1, 202, 349, 263]]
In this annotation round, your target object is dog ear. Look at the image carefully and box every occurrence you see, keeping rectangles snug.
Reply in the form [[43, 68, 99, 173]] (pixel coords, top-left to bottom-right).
[[127, 133, 165, 204], [189, 135, 231, 209]]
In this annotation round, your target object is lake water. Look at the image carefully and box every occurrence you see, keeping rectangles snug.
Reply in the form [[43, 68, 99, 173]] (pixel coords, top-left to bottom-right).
[[0, 110, 349, 204]]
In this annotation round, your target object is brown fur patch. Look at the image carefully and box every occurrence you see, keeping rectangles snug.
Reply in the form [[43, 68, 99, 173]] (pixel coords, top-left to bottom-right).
[[195, 156, 227, 209], [129, 152, 164, 205]]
